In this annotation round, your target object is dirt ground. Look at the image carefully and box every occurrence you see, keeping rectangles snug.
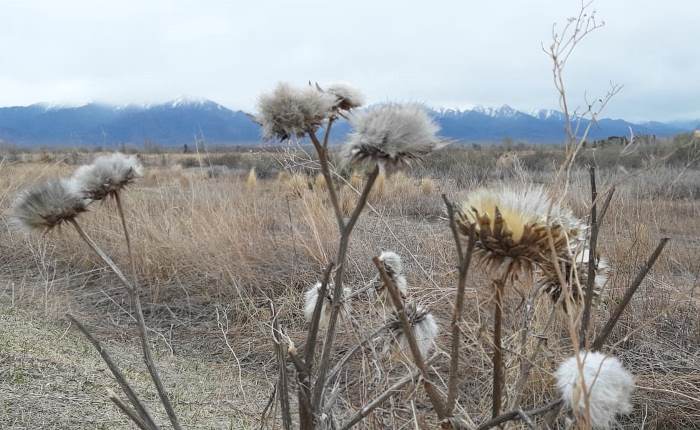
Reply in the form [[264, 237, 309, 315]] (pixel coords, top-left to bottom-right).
[[0, 286, 268, 429]]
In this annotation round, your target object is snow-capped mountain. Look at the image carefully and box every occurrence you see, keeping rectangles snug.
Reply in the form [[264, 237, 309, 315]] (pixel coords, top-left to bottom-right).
[[0, 98, 259, 146], [0, 99, 694, 147]]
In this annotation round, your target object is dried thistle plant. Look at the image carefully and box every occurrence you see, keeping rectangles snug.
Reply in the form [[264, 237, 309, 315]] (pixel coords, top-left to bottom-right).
[[344, 103, 445, 167], [456, 185, 585, 278], [556, 352, 635, 429], [538, 247, 610, 308], [11, 179, 88, 233], [256, 82, 336, 141], [370, 251, 408, 304], [71, 153, 143, 201], [321, 82, 365, 111], [12, 159, 183, 430], [386, 302, 439, 359], [303, 281, 351, 329]]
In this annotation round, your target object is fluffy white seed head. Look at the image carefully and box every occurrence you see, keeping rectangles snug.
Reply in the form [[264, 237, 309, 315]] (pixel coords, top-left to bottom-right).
[[556, 351, 635, 429], [371, 251, 408, 306], [11, 179, 88, 232], [323, 82, 365, 110], [303, 282, 351, 329], [388, 303, 439, 358], [379, 250, 403, 275], [257, 83, 336, 140], [72, 153, 143, 200], [344, 103, 445, 166]]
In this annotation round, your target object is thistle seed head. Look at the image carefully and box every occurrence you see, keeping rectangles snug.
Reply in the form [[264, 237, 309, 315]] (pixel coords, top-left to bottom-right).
[[538, 247, 610, 308], [343, 103, 445, 167], [556, 351, 634, 429], [11, 179, 88, 233], [322, 82, 365, 110], [387, 302, 439, 358], [72, 153, 143, 200], [303, 282, 351, 329], [456, 185, 585, 277], [257, 83, 336, 141]]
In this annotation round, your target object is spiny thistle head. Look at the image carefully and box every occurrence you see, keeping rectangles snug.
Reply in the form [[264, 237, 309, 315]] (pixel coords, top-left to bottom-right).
[[456, 185, 585, 276], [344, 103, 445, 167], [303, 282, 351, 329], [11, 179, 88, 233], [257, 82, 336, 141], [556, 351, 634, 429], [72, 153, 143, 200], [387, 302, 438, 358], [322, 82, 365, 111], [538, 247, 610, 307]]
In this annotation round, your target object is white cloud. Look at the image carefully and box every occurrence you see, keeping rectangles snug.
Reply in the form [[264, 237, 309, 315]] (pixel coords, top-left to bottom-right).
[[0, 0, 697, 121]]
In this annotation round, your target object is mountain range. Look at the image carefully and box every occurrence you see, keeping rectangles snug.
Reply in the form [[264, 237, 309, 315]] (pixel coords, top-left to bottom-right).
[[0, 97, 696, 147]]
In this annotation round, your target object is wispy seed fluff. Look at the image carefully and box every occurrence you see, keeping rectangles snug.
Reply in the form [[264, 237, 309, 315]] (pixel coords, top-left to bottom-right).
[[556, 351, 634, 429], [372, 251, 408, 302], [303, 282, 351, 329], [72, 153, 143, 200], [387, 302, 439, 358], [457, 185, 585, 276], [11, 179, 88, 233], [257, 83, 336, 141], [344, 103, 445, 166], [323, 82, 365, 111]]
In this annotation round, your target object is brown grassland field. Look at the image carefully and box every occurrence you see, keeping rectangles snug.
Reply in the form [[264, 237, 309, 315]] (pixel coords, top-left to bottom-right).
[[1, 137, 699, 429]]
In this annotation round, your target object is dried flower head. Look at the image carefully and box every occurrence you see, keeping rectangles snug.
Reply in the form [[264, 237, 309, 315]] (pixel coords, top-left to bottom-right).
[[344, 103, 444, 167], [556, 351, 634, 429], [386, 302, 439, 358], [257, 83, 336, 140], [303, 282, 351, 329], [323, 82, 365, 110], [456, 186, 585, 277], [371, 251, 408, 303], [11, 179, 88, 233], [538, 247, 610, 306], [72, 153, 143, 200]]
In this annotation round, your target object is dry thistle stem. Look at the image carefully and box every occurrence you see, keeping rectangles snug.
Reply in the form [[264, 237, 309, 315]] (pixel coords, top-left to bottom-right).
[[386, 302, 439, 358], [72, 153, 143, 200], [457, 185, 585, 277], [303, 281, 351, 329], [344, 103, 445, 167], [11, 179, 88, 233], [256, 82, 336, 141], [556, 351, 635, 429]]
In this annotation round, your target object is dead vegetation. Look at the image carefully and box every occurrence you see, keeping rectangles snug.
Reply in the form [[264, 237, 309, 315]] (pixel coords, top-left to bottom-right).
[[1, 138, 699, 428]]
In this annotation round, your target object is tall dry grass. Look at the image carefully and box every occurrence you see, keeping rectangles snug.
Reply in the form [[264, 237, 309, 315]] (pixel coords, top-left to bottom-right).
[[1, 148, 699, 428]]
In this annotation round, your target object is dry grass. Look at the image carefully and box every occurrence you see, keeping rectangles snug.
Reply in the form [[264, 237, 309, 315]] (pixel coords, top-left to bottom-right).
[[1, 146, 699, 429]]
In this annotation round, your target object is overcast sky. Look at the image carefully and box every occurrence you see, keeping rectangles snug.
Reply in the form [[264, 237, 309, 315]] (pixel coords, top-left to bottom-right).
[[0, 0, 698, 121]]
